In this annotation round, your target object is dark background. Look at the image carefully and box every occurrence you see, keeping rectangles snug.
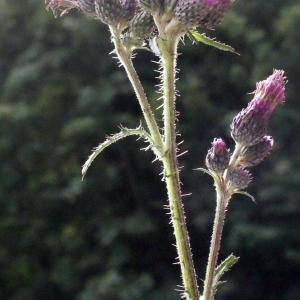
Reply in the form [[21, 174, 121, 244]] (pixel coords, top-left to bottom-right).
[[1, 0, 300, 299]]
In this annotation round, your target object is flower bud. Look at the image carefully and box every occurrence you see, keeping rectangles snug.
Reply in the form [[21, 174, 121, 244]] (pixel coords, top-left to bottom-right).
[[231, 70, 286, 147], [205, 138, 231, 174], [128, 11, 155, 39], [230, 99, 272, 147], [94, 0, 136, 26], [228, 168, 252, 190], [174, 0, 234, 29], [95, 0, 123, 25], [204, 0, 233, 29], [239, 135, 273, 167]]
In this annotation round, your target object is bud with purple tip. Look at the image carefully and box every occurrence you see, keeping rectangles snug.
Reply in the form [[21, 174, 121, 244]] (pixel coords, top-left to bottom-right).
[[205, 138, 231, 174], [254, 70, 286, 107], [231, 70, 286, 148]]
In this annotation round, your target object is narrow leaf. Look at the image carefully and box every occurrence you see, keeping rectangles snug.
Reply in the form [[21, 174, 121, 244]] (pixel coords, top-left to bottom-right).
[[190, 31, 238, 54], [234, 191, 256, 203], [82, 125, 153, 179], [212, 254, 239, 299]]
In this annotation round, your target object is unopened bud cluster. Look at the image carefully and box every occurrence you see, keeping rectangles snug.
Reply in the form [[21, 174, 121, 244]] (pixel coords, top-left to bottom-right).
[[205, 70, 286, 192], [46, 0, 234, 46], [46, 0, 136, 26]]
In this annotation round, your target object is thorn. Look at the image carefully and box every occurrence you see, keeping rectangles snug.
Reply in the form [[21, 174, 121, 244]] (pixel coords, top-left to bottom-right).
[[181, 193, 192, 197], [177, 150, 188, 157], [156, 103, 164, 110]]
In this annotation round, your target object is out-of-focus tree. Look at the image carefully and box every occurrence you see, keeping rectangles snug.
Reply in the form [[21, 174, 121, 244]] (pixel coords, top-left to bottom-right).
[[0, 0, 299, 299]]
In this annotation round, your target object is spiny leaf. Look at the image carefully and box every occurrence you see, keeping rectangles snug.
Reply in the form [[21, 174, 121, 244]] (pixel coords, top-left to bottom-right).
[[212, 254, 239, 299], [190, 31, 238, 54], [82, 125, 153, 179]]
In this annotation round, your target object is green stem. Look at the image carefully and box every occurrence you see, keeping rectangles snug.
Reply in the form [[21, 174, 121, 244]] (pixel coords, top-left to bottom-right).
[[202, 181, 230, 300], [109, 27, 164, 157], [159, 36, 200, 300], [223, 143, 243, 182], [109, 25, 199, 300]]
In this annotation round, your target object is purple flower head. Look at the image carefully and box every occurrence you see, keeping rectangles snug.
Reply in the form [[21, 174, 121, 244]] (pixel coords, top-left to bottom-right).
[[46, 0, 80, 16], [174, 0, 234, 29], [46, 0, 96, 17], [239, 135, 274, 167], [255, 69, 286, 108], [205, 138, 231, 174], [231, 70, 286, 147]]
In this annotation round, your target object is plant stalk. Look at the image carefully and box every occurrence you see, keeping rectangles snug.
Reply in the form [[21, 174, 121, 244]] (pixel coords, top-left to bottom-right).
[[110, 25, 199, 299], [224, 143, 243, 181], [202, 181, 230, 300], [159, 36, 200, 300], [109, 27, 164, 157]]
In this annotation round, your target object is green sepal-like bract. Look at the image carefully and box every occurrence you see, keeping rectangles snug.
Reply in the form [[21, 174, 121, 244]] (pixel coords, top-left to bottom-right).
[[190, 30, 238, 54]]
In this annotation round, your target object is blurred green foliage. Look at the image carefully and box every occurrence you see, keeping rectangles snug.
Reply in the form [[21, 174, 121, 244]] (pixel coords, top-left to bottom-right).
[[0, 0, 300, 299]]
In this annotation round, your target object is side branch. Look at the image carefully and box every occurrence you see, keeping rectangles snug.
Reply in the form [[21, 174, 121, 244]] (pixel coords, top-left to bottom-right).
[[109, 26, 164, 158]]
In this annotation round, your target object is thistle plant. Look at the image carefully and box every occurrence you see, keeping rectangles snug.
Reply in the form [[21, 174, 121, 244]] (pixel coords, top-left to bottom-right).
[[45, 1, 287, 299], [199, 70, 286, 300]]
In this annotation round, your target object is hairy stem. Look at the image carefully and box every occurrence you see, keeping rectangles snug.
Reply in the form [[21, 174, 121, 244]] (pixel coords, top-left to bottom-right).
[[202, 181, 230, 300], [109, 25, 199, 300], [159, 36, 200, 300], [109, 27, 164, 157]]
